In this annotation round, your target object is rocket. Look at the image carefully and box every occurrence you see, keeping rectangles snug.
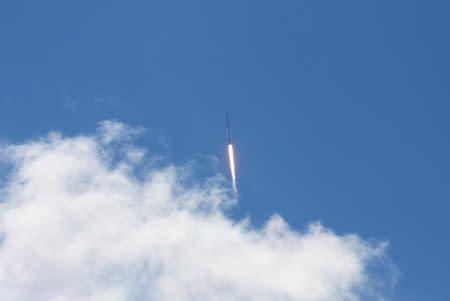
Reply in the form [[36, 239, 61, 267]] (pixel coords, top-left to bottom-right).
[[226, 112, 232, 144], [226, 113, 237, 193]]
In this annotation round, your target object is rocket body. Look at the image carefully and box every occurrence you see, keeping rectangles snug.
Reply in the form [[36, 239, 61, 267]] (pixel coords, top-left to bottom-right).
[[226, 113, 232, 144], [225, 113, 237, 193]]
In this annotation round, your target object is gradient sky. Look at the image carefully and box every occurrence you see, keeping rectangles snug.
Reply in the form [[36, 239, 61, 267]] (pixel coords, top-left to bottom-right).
[[1, 1, 449, 300]]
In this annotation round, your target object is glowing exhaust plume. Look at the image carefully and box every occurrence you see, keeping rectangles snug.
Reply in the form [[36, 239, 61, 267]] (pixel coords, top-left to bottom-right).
[[227, 143, 237, 194]]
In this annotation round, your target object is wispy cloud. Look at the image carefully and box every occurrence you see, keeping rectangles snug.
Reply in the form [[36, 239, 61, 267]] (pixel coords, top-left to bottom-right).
[[62, 96, 77, 112], [0, 121, 393, 301]]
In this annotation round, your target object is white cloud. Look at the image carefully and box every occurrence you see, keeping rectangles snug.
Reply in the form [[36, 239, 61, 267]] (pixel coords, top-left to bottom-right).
[[0, 121, 392, 301], [97, 120, 144, 144]]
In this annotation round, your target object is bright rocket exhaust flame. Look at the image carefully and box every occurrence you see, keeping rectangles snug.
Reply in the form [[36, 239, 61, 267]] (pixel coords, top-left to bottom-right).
[[227, 143, 237, 194]]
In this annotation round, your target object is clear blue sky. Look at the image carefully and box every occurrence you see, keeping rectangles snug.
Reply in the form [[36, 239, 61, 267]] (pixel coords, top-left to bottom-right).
[[1, 1, 449, 300]]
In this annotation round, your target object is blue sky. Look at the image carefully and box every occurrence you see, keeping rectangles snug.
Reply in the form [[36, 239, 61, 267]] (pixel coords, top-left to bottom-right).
[[1, 1, 449, 300]]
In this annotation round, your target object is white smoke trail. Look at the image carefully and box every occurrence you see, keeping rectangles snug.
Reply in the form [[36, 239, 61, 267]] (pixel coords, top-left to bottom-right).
[[227, 143, 237, 194]]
